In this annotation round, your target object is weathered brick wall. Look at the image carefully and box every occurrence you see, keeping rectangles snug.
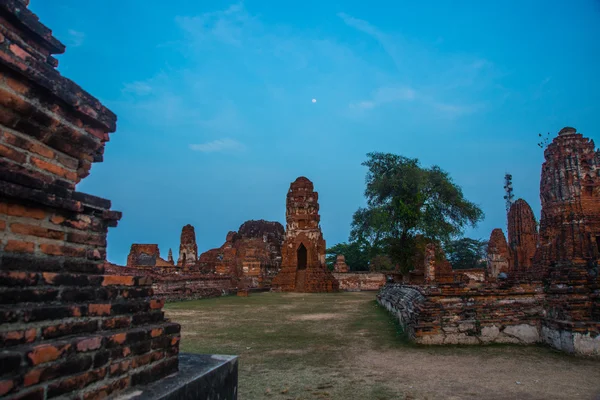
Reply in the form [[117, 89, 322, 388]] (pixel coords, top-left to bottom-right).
[[378, 282, 545, 346], [333, 272, 386, 291], [541, 261, 600, 355], [0, 2, 181, 398], [104, 264, 234, 302], [377, 285, 425, 340]]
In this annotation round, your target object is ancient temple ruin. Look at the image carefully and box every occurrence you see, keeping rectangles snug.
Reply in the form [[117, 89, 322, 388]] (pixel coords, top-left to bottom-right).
[[127, 244, 174, 268], [0, 3, 237, 398], [199, 219, 285, 286], [378, 127, 600, 356], [272, 177, 338, 292], [486, 228, 511, 278], [507, 198, 538, 271], [177, 224, 198, 267]]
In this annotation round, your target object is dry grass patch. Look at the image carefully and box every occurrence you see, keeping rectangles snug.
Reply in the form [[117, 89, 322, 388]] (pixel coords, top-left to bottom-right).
[[165, 292, 600, 400]]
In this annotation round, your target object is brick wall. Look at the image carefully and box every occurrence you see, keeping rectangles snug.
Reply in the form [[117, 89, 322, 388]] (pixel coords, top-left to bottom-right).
[[104, 264, 234, 302], [333, 272, 386, 291], [0, 2, 181, 398]]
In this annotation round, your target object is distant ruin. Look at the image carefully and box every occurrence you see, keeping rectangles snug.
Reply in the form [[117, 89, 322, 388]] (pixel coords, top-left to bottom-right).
[[378, 127, 600, 356]]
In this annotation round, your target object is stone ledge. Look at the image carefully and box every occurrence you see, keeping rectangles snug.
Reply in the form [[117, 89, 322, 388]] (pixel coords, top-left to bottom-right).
[[113, 353, 238, 400]]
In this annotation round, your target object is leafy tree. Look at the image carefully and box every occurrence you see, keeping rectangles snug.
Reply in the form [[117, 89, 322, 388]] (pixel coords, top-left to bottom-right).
[[350, 152, 484, 273], [325, 241, 370, 272], [445, 238, 488, 270], [369, 254, 395, 272]]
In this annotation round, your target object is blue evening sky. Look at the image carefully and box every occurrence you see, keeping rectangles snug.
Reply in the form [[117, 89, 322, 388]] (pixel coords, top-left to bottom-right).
[[32, 1, 600, 264]]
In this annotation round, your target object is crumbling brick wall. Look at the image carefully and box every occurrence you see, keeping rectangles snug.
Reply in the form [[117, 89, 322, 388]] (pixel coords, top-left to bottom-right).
[[104, 264, 234, 302], [0, 2, 180, 398], [379, 282, 544, 345], [333, 272, 386, 291]]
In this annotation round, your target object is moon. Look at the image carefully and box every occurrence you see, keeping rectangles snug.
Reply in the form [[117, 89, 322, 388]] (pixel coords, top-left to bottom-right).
[[312, 98, 317, 103]]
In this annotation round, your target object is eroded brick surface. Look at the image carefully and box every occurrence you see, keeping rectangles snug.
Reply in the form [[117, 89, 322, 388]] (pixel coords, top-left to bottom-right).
[[0, 3, 180, 398]]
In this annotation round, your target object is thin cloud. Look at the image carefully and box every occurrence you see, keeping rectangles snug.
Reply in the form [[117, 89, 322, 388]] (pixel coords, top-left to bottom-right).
[[189, 138, 246, 153], [67, 29, 85, 47], [122, 81, 153, 96], [350, 86, 416, 110]]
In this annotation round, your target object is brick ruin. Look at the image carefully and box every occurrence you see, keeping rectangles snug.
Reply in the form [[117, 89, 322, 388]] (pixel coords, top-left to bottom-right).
[[127, 244, 174, 268], [199, 219, 285, 287], [177, 224, 197, 267], [507, 198, 538, 271], [272, 177, 339, 292], [0, 2, 184, 397], [333, 255, 349, 273], [486, 228, 511, 279], [378, 127, 600, 356]]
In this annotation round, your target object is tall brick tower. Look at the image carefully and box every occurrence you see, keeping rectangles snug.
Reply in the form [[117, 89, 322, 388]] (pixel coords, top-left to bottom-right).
[[177, 224, 198, 267], [507, 198, 538, 271], [535, 127, 600, 266], [272, 177, 338, 292]]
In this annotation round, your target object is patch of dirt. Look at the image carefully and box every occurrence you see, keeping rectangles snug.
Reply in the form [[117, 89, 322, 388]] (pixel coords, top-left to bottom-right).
[[289, 313, 342, 321]]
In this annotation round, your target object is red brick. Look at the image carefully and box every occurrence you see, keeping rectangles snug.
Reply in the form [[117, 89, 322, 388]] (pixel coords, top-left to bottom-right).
[[109, 359, 131, 376], [0, 379, 14, 396], [2, 130, 55, 159], [88, 304, 111, 316], [30, 157, 77, 181], [9, 43, 31, 60], [6, 203, 46, 219], [131, 351, 164, 369], [0, 220, 5, 231], [49, 215, 65, 225], [3, 74, 30, 95], [102, 317, 131, 330], [82, 376, 130, 400], [108, 333, 126, 346], [10, 223, 64, 240], [0, 143, 27, 163], [150, 328, 164, 338], [29, 142, 55, 159], [67, 231, 106, 246], [40, 243, 86, 258], [102, 275, 134, 286], [76, 336, 102, 352], [149, 299, 164, 310], [23, 369, 41, 386], [0, 329, 36, 347], [4, 240, 35, 253], [47, 368, 107, 398], [27, 343, 71, 365]]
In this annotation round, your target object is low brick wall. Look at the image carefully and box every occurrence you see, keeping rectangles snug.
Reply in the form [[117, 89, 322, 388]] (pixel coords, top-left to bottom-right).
[[103, 265, 234, 302], [378, 283, 545, 345], [333, 272, 386, 291], [377, 285, 425, 339]]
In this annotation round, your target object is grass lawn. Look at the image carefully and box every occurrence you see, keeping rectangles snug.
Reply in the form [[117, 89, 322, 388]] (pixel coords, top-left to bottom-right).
[[165, 292, 600, 400]]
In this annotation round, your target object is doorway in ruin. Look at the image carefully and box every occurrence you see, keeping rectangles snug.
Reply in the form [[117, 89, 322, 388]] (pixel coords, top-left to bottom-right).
[[297, 244, 307, 270]]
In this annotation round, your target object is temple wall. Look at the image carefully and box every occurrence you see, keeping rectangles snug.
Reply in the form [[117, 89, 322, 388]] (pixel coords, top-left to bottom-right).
[[333, 272, 386, 291]]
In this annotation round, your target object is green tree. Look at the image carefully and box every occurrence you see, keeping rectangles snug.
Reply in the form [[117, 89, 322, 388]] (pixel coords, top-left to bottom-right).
[[325, 241, 370, 272], [445, 238, 488, 270], [350, 152, 484, 273]]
